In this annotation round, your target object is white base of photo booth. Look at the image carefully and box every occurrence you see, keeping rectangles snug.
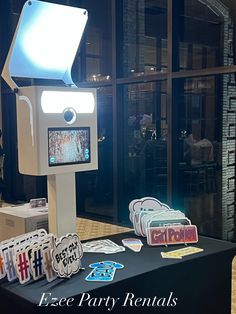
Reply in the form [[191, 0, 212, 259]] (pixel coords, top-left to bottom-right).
[[47, 173, 76, 236]]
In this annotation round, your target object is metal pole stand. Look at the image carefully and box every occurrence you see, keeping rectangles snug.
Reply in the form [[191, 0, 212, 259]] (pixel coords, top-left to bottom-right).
[[47, 173, 76, 236]]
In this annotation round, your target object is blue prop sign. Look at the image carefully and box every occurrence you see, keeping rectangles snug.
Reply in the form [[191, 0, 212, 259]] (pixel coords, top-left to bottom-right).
[[85, 261, 124, 282]]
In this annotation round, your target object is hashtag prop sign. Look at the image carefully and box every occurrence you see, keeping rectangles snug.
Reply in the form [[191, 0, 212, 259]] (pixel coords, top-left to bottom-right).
[[42, 247, 57, 282], [0, 229, 48, 284], [3, 248, 17, 282], [0, 250, 6, 279], [30, 247, 44, 280], [15, 251, 30, 284]]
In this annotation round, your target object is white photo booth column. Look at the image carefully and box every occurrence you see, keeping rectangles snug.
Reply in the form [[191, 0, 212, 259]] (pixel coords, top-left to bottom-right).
[[1, 0, 98, 236]]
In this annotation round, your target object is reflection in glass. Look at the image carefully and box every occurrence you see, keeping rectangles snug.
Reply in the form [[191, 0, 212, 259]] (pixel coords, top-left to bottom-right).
[[173, 0, 236, 71], [173, 75, 236, 240], [72, 0, 112, 82], [76, 87, 113, 218], [119, 0, 167, 77], [121, 81, 168, 210]]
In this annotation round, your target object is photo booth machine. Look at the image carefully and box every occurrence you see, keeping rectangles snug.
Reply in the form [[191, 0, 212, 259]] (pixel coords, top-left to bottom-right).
[[1, 0, 98, 236]]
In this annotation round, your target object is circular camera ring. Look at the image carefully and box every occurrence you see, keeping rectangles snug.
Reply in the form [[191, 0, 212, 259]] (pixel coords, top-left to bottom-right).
[[63, 108, 77, 124]]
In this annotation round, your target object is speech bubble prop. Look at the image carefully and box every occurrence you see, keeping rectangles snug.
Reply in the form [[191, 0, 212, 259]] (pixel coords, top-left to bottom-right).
[[129, 197, 171, 224], [129, 197, 172, 236], [51, 233, 83, 278]]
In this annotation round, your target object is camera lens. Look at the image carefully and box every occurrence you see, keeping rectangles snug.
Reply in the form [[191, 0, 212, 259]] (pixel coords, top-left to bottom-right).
[[64, 110, 73, 122], [63, 108, 76, 124]]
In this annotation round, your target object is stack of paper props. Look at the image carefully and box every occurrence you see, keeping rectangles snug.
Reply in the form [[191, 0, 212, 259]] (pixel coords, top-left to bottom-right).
[[0, 230, 84, 284], [129, 197, 198, 246], [82, 239, 125, 254], [0, 229, 57, 284]]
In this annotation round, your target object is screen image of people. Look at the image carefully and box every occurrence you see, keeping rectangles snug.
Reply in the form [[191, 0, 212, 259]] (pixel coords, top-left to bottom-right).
[[48, 128, 90, 166]]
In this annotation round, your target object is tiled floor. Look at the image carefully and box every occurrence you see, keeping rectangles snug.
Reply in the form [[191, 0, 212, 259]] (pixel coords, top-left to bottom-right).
[[76, 217, 132, 241], [76, 217, 236, 314]]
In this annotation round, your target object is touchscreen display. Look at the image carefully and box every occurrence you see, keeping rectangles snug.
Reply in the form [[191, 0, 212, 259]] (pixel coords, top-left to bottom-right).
[[48, 127, 90, 166]]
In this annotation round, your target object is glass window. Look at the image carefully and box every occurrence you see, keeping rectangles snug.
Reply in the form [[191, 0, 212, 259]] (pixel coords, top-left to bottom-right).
[[173, 0, 236, 71], [76, 87, 113, 218], [118, 0, 167, 78], [173, 74, 236, 240], [119, 81, 168, 221], [72, 0, 112, 83]]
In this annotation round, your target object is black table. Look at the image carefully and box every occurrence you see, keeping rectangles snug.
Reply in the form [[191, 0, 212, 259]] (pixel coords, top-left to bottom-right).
[[0, 232, 236, 314]]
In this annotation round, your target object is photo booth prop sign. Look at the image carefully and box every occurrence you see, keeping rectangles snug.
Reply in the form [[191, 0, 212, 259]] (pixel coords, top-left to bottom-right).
[[147, 225, 198, 246], [0, 229, 49, 283], [129, 197, 199, 247], [82, 239, 125, 254], [0, 230, 84, 283], [161, 247, 204, 259], [42, 247, 57, 282], [122, 238, 143, 252], [51, 233, 83, 278], [85, 261, 124, 282]]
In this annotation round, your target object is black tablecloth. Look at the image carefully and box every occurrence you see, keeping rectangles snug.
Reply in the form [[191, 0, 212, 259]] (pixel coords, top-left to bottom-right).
[[0, 232, 236, 314]]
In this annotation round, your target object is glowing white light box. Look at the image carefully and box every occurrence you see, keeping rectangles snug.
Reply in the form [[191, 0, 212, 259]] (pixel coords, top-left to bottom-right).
[[41, 91, 95, 114], [2, 0, 88, 89]]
